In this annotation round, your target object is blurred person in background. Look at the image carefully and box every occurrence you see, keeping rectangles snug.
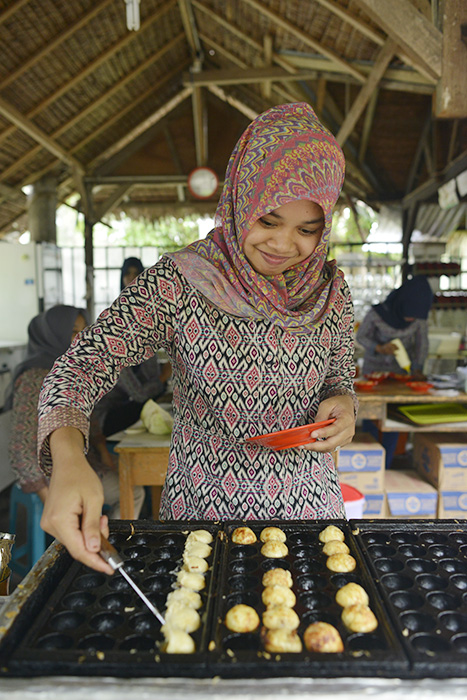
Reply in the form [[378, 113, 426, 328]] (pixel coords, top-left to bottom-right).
[[94, 257, 172, 437], [356, 275, 434, 468], [7, 305, 144, 517]]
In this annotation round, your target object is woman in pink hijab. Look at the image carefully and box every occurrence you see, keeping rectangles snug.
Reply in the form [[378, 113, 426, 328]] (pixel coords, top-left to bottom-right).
[[37, 103, 356, 573]]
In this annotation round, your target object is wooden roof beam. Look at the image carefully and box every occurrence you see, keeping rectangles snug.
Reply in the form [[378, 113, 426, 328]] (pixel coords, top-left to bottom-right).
[[241, 0, 367, 83], [0, 0, 178, 151], [89, 87, 193, 171], [178, 0, 203, 57], [178, 1, 207, 167], [336, 38, 396, 147], [0, 0, 115, 91], [358, 87, 379, 163], [351, 0, 442, 82], [261, 35, 274, 100], [92, 185, 133, 224], [281, 52, 434, 91], [403, 149, 467, 208], [313, 0, 385, 46], [0, 0, 30, 26], [0, 57, 188, 186], [0, 96, 84, 173], [199, 34, 308, 113]]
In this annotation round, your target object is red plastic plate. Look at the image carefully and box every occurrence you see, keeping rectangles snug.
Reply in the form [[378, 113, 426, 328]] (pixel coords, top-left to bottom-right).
[[246, 418, 336, 451]]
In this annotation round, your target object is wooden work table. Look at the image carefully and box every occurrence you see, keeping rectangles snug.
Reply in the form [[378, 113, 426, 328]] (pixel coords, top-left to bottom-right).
[[113, 431, 171, 519], [356, 380, 467, 432]]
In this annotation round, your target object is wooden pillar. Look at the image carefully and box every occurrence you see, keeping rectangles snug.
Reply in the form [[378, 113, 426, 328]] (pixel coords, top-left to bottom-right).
[[28, 175, 57, 243], [401, 203, 419, 281], [84, 214, 94, 321]]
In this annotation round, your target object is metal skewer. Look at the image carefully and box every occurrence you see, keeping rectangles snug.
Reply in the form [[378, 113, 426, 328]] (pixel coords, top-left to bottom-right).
[[99, 533, 166, 625]]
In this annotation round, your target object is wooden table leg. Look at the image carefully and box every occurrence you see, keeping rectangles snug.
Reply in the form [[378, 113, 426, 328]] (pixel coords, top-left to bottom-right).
[[151, 486, 162, 519], [118, 453, 135, 519]]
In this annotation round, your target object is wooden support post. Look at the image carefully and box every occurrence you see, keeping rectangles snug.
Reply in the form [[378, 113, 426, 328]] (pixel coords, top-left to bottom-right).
[[28, 175, 58, 243]]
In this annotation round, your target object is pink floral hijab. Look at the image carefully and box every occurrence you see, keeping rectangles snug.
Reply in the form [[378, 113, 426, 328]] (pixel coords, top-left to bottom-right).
[[168, 103, 346, 333]]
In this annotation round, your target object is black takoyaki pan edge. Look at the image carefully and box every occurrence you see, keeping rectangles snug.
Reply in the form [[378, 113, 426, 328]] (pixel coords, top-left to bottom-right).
[[349, 518, 467, 678]]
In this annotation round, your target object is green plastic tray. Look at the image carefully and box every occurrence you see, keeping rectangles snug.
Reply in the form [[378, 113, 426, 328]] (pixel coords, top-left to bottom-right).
[[396, 402, 467, 425]]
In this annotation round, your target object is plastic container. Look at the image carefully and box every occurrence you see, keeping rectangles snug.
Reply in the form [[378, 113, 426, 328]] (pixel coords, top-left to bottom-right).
[[341, 484, 365, 519], [391, 338, 411, 374]]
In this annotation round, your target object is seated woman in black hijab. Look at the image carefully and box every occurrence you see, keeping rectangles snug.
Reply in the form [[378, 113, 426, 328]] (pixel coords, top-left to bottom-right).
[[356, 276, 434, 468]]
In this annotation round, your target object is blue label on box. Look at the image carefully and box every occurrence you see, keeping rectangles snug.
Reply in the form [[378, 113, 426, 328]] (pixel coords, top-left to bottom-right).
[[387, 492, 437, 516], [338, 449, 383, 472], [441, 492, 467, 511], [363, 493, 384, 515], [440, 447, 467, 468]]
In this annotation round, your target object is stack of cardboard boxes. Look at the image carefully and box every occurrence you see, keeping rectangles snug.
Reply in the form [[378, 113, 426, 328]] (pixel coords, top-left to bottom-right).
[[336, 433, 386, 518], [413, 433, 467, 519], [336, 432, 447, 519]]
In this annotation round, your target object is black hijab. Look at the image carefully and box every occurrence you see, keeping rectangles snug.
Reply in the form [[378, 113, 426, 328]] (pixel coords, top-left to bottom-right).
[[373, 276, 434, 330], [120, 257, 144, 291]]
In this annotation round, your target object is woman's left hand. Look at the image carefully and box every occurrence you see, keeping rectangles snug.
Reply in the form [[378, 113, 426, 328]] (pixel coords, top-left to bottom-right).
[[302, 395, 355, 453]]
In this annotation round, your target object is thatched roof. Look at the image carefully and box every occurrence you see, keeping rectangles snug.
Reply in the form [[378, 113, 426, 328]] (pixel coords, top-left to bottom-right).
[[0, 0, 466, 243]]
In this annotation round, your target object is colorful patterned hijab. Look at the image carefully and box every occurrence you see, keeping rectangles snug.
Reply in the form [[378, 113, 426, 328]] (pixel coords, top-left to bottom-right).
[[169, 103, 346, 332]]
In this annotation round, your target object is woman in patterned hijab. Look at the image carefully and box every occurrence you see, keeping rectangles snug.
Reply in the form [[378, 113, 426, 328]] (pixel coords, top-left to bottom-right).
[[37, 103, 356, 573], [170, 102, 345, 331]]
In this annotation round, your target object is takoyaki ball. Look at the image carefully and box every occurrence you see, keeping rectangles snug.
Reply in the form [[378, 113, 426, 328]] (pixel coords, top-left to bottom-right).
[[183, 554, 209, 574], [262, 606, 300, 631], [261, 541, 289, 558], [166, 588, 202, 610], [225, 604, 260, 633], [262, 568, 293, 589], [260, 526, 287, 543], [231, 526, 257, 545], [187, 529, 213, 544], [303, 622, 344, 653], [341, 604, 378, 633], [326, 553, 356, 573], [164, 602, 200, 633], [335, 582, 369, 608], [177, 570, 205, 591], [322, 540, 350, 556], [319, 525, 345, 543], [184, 540, 212, 559], [162, 627, 196, 654], [262, 585, 296, 608], [262, 628, 303, 653]]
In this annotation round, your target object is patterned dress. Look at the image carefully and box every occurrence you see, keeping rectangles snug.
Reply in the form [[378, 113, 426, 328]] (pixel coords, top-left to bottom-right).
[[38, 257, 356, 520]]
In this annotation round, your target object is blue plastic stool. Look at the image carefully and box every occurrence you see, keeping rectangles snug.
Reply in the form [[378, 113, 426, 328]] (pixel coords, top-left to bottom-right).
[[8, 483, 47, 577]]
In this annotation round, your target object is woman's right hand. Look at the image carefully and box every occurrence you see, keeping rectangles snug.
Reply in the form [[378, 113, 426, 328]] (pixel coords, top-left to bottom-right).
[[40, 427, 114, 574], [375, 341, 397, 355]]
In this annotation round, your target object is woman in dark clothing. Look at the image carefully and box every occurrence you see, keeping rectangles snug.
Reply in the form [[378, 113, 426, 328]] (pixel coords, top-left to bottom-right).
[[95, 258, 171, 436], [356, 276, 434, 468], [356, 275, 434, 379]]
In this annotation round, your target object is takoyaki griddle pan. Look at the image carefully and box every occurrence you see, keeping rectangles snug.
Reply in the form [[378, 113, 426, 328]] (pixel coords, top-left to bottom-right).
[[350, 519, 467, 678], [0, 521, 221, 678], [2, 519, 467, 678], [209, 519, 408, 678]]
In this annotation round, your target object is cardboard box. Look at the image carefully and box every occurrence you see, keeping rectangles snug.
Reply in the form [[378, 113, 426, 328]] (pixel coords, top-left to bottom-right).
[[385, 469, 437, 518], [362, 492, 387, 519], [413, 433, 467, 491], [336, 432, 384, 493], [437, 491, 467, 519]]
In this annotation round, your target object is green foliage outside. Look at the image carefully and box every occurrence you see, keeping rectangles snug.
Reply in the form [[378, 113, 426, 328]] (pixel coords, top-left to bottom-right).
[[56, 203, 212, 251]]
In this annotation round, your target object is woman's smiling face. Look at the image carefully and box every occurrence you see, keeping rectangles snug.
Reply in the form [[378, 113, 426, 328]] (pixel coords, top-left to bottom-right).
[[242, 199, 325, 276]]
